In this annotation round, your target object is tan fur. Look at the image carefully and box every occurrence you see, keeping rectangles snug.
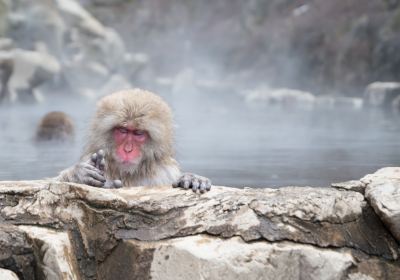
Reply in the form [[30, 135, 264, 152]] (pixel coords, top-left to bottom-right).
[[36, 111, 74, 141], [82, 89, 181, 187]]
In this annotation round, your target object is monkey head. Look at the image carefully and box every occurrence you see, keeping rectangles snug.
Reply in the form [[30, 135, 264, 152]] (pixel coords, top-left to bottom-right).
[[86, 89, 174, 174]]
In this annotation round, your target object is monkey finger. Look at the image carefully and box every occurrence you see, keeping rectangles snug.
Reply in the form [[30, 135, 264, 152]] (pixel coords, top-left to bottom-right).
[[98, 158, 106, 171], [182, 179, 191, 189], [97, 149, 105, 158], [85, 177, 106, 188], [87, 170, 106, 183], [199, 182, 207, 193], [205, 180, 212, 191], [191, 179, 200, 192], [113, 180, 122, 188], [90, 153, 98, 165], [82, 163, 103, 174], [199, 181, 209, 192]]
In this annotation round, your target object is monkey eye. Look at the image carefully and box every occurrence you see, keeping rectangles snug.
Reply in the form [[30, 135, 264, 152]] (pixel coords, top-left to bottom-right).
[[133, 130, 146, 136], [117, 127, 129, 134]]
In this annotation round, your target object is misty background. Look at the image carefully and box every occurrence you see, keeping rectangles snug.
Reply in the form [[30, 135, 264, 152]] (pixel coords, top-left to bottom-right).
[[1, 0, 400, 187]]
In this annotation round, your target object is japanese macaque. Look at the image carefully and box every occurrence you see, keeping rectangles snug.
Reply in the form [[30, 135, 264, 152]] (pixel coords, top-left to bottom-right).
[[35, 111, 75, 142], [56, 89, 211, 192]]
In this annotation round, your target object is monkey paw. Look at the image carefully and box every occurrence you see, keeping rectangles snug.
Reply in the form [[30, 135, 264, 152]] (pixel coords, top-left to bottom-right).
[[91, 150, 123, 188], [71, 161, 106, 188], [104, 179, 123, 189], [173, 173, 212, 193]]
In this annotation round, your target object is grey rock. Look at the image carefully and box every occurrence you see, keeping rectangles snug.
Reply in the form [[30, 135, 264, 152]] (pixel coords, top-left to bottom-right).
[[364, 82, 400, 107], [7, 48, 61, 102], [0, 177, 399, 279], [4, 0, 131, 101], [245, 86, 316, 108], [364, 167, 400, 242], [331, 180, 366, 194], [0, 225, 35, 279], [0, 268, 19, 280], [99, 236, 355, 280]]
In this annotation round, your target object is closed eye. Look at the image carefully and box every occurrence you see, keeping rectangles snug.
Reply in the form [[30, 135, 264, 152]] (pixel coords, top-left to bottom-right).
[[118, 127, 129, 134], [133, 130, 145, 136]]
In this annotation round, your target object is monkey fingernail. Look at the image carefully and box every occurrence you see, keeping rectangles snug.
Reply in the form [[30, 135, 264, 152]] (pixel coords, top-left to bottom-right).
[[98, 149, 105, 157], [91, 153, 97, 163], [99, 159, 106, 170], [183, 181, 190, 189], [113, 180, 122, 188]]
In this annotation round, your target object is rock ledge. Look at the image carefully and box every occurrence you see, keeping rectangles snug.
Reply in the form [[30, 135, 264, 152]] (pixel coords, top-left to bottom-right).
[[0, 169, 400, 279]]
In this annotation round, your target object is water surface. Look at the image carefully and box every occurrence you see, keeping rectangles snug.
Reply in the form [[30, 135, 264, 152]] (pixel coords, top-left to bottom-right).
[[1, 94, 399, 188]]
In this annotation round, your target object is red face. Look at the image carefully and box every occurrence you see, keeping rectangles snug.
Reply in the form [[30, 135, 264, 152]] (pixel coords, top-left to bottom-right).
[[113, 126, 148, 164]]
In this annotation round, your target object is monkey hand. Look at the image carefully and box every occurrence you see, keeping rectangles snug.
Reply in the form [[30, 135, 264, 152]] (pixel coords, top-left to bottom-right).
[[91, 149, 123, 188], [57, 149, 106, 188], [67, 161, 106, 188], [173, 173, 212, 193]]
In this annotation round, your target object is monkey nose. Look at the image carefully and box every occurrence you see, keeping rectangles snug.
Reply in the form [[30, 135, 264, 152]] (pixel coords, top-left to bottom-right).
[[124, 143, 134, 153]]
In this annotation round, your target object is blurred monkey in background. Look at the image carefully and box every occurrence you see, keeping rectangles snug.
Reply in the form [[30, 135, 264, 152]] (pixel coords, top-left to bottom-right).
[[36, 111, 74, 142]]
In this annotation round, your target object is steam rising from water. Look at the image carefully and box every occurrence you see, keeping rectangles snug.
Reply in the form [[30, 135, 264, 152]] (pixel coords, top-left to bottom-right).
[[1, 93, 400, 188]]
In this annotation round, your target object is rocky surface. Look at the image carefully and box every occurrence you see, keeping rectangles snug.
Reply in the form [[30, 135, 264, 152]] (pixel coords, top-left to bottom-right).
[[364, 167, 400, 242], [364, 82, 400, 108], [0, 170, 399, 279], [0, 0, 139, 103], [0, 268, 19, 280], [81, 0, 400, 96]]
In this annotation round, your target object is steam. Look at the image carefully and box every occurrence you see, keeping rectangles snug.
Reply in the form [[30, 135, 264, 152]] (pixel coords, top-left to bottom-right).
[[1, 0, 400, 188]]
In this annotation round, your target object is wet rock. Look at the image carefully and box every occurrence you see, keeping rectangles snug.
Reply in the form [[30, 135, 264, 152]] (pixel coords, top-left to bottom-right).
[[364, 82, 400, 107], [331, 180, 366, 194], [8, 48, 61, 102], [0, 225, 36, 279], [245, 86, 316, 108], [364, 167, 400, 242], [315, 96, 364, 110], [0, 268, 19, 280], [18, 226, 80, 280], [4, 0, 131, 101], [99, 236, 355, 280], [0, 176, 399, 279]]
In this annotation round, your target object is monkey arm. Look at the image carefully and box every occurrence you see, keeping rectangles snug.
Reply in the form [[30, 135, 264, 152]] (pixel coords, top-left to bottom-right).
[[173, 173, 212, 193]]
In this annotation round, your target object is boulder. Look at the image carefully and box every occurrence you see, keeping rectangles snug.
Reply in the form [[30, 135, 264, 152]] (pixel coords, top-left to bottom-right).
[[99, 236, 355, 280], [7, 48, 61, 102], [364, 82, 400, 107], [3, 0, 131, 102], [0, 268, 19, 280], [0, 176, 399, 279], [364, 167, 400, 242]]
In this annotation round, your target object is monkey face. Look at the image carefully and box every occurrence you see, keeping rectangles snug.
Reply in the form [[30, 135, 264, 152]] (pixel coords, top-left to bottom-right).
[[112, 126, 148, 166]]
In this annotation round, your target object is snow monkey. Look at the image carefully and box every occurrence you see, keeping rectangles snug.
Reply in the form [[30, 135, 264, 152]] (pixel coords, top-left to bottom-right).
[[56, 89, 211, 192], [36, 111, 74, 142]]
